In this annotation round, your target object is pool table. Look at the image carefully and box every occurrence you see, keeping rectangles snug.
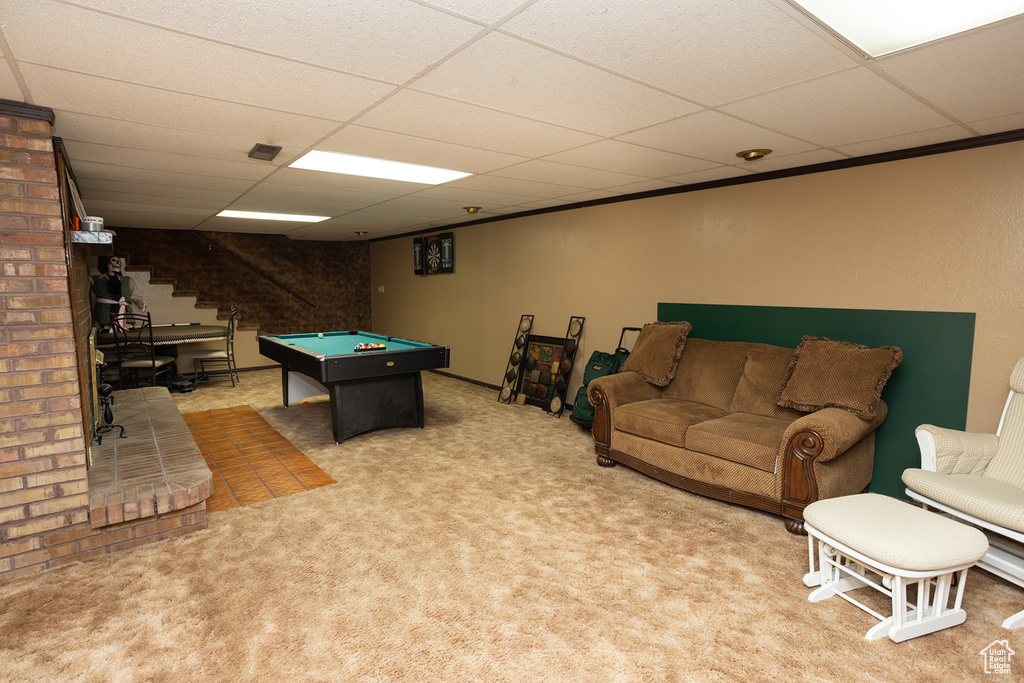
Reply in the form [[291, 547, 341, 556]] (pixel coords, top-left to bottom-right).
[[258, 331, 450, 443]]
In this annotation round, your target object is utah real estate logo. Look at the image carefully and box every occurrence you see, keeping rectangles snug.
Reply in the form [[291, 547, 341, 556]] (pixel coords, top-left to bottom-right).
[[980, 640, 1015, 675]]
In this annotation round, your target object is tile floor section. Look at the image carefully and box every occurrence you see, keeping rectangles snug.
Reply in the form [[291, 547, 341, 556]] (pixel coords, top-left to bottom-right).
[[183, 405, 336, 513]]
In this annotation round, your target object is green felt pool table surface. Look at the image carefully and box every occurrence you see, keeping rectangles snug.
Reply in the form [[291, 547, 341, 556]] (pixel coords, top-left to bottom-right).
[[272, 331, 431, 356]]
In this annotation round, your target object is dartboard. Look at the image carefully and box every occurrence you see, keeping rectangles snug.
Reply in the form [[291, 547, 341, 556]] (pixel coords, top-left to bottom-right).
[[426, 239, 441, 273]]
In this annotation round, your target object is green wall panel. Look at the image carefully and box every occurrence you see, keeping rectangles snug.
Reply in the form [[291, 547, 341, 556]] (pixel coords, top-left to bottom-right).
[[657, 303, 975, 499]]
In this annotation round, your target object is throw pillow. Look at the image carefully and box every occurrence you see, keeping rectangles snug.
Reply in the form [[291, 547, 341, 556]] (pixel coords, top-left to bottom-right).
[[777, 336, 903, 420], [621, 321, 692, 387]]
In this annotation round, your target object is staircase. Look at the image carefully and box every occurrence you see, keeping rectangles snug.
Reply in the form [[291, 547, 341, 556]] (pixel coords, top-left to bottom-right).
[[125, 265, 275, 372]]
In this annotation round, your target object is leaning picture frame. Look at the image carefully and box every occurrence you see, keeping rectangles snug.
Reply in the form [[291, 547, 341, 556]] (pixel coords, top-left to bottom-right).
[[515, 334, 571, 413]]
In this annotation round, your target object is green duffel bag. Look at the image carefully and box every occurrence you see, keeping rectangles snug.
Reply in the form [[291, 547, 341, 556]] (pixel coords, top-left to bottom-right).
[[569, 343, 633, 429]]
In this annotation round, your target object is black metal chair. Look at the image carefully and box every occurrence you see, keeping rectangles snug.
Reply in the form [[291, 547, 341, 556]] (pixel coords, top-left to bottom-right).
[[193, 306, 239, 386], [112, 312, 175, 389]]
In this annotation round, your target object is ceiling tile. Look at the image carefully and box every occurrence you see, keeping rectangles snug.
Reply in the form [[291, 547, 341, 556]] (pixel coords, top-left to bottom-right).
[[70, 160, 256, 193], [43, 0, 484, 85], [501, 0, 857, 106], [79, 190, 226, 212], [54, 112, 305, 167], [835, 126, 974, 158], [101, 212, 204, 230], [543, 140, 720, 178], [448, 173, 589, 199], [491, 160, 648, 189], [265, 166, 432, 193], [249, 178, 402, 206], [421, 0, 530, 23], [354, 90, 600, 157], [719, 67, 956, 148], [968, 112, 1024, 135], [605, 179, 682, 195], [874, 17, 1024, 125], [19, 64, 341, 146], [663, 165, 751, 186], [619, 110, 818, 164], [409, 184, 549, 207], [75, 178, 242, 204], [68, 141, 275, 180], [411, 32, 701, 136], [202, 215, 324, 234], [0, 1, 395, 121], [316, 125, 527, 174]]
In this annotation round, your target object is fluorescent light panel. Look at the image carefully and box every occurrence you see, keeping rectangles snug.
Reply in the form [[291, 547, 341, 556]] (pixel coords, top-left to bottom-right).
[[289, 150, 471, 185], [217, 210, 329, 223], [787, 0, 1024, 57]]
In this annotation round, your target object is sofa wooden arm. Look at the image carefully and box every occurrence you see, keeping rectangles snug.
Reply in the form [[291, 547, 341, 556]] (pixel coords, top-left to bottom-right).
[[915, 424, 999, 475], [588, 372, 660, 464], [779, 403, 887, 534]]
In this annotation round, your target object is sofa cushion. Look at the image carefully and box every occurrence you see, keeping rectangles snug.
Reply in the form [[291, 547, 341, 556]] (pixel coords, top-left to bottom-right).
[[621, 321, 692, 386], [730, 344, 807, 420], [777, 336, 903, 420], [615, 399, 727, 448], [903, 468, 1024, 534], [662, 338, 750, 411], [685, 413, 792, 473]]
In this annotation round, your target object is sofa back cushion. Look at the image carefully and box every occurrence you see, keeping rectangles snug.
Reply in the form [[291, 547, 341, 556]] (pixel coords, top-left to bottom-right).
[[663, 338, 749, 410], [730, 344, 807, 420], [620, 321, 692, 386], [777, 336, 903, 420]]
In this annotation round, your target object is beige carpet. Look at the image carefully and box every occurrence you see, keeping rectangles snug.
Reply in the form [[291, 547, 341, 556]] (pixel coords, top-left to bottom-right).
[[0, 370, 1019, 681]]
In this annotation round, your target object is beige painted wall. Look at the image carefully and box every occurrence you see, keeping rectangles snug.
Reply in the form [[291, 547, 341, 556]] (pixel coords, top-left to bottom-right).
[[370, 140, 1024, 433]]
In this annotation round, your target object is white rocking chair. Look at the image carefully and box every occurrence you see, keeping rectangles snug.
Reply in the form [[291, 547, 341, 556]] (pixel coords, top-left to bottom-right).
[[903, 355, 1024, 630]]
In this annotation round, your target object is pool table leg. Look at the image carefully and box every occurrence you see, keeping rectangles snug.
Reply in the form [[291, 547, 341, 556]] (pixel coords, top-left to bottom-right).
[[327, 372, 425, 443]]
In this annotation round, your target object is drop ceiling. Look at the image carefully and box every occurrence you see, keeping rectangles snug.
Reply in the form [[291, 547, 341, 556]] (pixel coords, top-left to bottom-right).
[[1, 0, 1022, 241]]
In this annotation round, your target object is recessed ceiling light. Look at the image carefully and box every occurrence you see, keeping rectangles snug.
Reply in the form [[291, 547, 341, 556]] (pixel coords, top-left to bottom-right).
[[217, 210, 329, 223], [736, 149, 772, 161], [786, 0, 1024, 58], [289, 150, 472, 185]]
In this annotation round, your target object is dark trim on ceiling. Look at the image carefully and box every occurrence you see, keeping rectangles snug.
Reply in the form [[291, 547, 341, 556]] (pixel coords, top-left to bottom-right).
[[370, 126, 1024, 244], [0, 98, 55, 124], [51, 137, 79, 187]]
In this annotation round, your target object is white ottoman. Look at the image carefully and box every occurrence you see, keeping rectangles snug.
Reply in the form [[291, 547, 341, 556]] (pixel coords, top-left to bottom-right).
[[802, 493, 989, 642]]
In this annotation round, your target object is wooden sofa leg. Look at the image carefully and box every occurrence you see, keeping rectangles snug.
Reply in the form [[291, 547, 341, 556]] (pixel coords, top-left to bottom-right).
[[591, 386, 615, 467], [785, 518, 806, 535]]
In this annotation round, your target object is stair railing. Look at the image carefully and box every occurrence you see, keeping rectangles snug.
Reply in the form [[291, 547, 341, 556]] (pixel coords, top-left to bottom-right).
[[190, 231, 316, 308]]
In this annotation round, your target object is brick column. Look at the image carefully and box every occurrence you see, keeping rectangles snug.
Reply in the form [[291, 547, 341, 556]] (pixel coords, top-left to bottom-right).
[[0, 103, 90, 578]]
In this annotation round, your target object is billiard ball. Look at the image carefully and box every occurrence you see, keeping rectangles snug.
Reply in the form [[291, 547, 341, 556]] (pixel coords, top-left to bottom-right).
[[317, 333, 323, 338]]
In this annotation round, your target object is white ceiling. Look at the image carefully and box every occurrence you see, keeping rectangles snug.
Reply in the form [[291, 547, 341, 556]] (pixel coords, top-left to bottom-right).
[[1, 0, 1022, 241]]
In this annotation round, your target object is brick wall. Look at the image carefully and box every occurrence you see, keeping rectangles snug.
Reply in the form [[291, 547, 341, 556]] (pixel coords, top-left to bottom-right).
[[0, 108, 91, 578], [0, 104, 211, 580], [113, 226, 371, 335]]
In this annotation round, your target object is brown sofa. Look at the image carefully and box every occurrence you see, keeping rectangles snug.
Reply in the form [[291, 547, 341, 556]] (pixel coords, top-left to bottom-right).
[[588, 325, 900, 533]]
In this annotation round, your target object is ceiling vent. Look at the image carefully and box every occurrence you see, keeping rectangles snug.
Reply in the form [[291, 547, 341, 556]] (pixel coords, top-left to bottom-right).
[[247, 143, 282, 161]]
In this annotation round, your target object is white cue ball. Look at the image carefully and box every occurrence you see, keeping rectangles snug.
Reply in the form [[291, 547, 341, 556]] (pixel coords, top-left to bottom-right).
[[317, 333, 323, 338]]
